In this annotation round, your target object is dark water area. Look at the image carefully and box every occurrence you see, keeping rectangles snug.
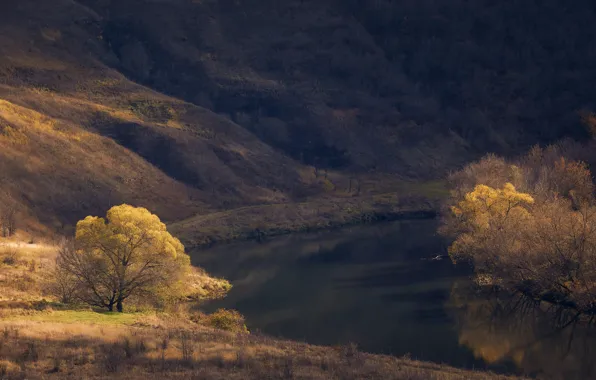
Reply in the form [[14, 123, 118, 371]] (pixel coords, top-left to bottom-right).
[[191, 220, 596, 379]]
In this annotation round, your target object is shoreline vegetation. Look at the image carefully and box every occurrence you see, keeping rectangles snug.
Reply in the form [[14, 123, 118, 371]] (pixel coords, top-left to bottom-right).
[[171, 190, 441, 248], [443, 142, 596, 315]]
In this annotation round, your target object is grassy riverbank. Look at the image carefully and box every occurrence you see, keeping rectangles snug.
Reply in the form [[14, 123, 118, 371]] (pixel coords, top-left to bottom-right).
[[0, 309, 522, 380], [170, 181, 445, 248]]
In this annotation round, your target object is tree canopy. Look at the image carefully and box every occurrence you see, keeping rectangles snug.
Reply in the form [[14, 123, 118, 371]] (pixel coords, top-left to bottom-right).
[[443, 149, 596, 312], [450, 183, 534, 230], [55, 204, 230, 312]]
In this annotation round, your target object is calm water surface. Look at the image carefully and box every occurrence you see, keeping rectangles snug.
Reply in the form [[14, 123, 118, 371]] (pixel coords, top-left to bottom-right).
[[191, 220, 596, 379]]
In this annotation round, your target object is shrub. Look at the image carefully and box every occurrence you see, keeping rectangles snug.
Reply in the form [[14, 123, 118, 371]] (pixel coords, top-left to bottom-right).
[[178, 331, 195, 365], [188, 311, 207, 325], [45, 252, 80, 304], [13, 273, 37, 293], [122, 336, 147, 359], [100, 342, 126, 373], [206, 309, 249, 334], [21, 341, 40, 362], [0, 360, 20, 378], [1, 248, 20, 266], [50, 355, 63, 373]]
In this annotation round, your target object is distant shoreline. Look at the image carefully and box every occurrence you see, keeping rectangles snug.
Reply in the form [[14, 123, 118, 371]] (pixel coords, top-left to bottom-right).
[[171, 195, 439, 248]]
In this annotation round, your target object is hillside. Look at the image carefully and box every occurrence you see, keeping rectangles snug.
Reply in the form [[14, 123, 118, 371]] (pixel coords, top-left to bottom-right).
[[0, 0, 595, 233], [0, 312, 522, 380]]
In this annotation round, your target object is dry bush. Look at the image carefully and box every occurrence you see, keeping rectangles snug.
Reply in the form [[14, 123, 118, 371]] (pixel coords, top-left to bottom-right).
[[447, 147, 594, 208], [0, 193, 18, 238], [20, 341, 40, 362], [45, 243, 79, 304], [122, 336, 147, 360], [447, 154, 520, 201], [518, 145, 594, 204], [12, 273, 36, 293], [0, 360, 21, 378], [0, 247, 21, 266], [521, 201, 596, 309], [100, 341, 127, 373], [340, 342, 361, 365], [199, 309, 249, 334], [50, 353, 63, 373], [178, 330, 195, 365]]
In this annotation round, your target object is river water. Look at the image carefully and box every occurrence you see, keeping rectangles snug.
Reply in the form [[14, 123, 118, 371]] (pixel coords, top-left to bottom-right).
[[191, 220, 596, 379]]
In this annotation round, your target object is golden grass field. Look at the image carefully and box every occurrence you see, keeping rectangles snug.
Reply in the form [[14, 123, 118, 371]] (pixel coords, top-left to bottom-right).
[[0, 310, 522, 380]]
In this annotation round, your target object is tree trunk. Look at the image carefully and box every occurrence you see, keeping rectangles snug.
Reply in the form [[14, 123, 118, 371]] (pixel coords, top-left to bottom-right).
[[108, 304, 114, 312], [116, 298, 123, 313]]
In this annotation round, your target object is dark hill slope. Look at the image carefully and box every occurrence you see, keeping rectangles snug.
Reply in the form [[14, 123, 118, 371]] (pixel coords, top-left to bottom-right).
[[344, 0, 596, 149], [0, 0, 595, 233], [81, 0, 596, 170], [82, 0, 467, 174], [0, 0, 312, 233]]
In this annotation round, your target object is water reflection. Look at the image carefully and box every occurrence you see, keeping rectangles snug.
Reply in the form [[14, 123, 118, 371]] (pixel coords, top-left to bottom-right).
[[450, 284, 596, 379], [190, 220, 596, 378], [191, 220, 484, 368]]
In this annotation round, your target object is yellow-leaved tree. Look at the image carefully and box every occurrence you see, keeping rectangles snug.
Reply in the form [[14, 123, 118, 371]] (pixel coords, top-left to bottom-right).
[[55, 204, 230, 312], [443, 153, 596, 311], [448, 183, 535, 270], [450, 183, 534, 230]]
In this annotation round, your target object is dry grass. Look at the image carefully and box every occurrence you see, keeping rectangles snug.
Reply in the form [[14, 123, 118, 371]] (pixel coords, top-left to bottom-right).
[[170, 189, 439, 247], [0, 318, 521, 380], [0, 242, 58, 302]]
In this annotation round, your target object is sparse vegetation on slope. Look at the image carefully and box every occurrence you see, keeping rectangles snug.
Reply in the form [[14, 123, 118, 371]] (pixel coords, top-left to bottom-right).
[[0, 315, 522, 380]]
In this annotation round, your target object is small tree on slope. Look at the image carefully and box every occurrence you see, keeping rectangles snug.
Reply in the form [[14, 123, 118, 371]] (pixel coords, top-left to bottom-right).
[[55, 204, 229, 312]]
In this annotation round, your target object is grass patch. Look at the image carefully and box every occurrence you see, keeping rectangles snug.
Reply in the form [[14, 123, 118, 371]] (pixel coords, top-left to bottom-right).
[[395, 180, 449, 199], [0, 319, 521, 380], [171, 184, 440, 247], [129, 100, 176, 123], [3, 310, 147, 325]]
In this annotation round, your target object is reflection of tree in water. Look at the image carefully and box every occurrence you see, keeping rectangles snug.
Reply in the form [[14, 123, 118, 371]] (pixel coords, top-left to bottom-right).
[[450, 282, 596, 379]]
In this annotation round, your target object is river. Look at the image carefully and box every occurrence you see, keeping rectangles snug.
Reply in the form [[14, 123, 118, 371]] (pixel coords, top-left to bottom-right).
[[191, 219, 596, 379]]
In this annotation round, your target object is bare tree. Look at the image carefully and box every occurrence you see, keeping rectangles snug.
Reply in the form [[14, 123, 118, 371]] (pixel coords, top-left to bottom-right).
[[47, 242, 81, 304], [0, 192, 17, 238]]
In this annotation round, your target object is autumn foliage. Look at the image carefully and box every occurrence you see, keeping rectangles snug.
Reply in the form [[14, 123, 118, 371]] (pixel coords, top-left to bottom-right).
[[53, 205, 230, 312], [444, 148, 596, 312]]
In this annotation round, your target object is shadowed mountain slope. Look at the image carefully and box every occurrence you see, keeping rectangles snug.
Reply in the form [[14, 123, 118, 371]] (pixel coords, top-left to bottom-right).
[[0, 0, 594, 233]]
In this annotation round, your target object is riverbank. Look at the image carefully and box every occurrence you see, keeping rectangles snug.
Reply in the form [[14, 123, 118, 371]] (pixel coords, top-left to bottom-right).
[[170, 191, 441, 248], [0, 224, 526, 379], [0, 308, 522, 380]]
